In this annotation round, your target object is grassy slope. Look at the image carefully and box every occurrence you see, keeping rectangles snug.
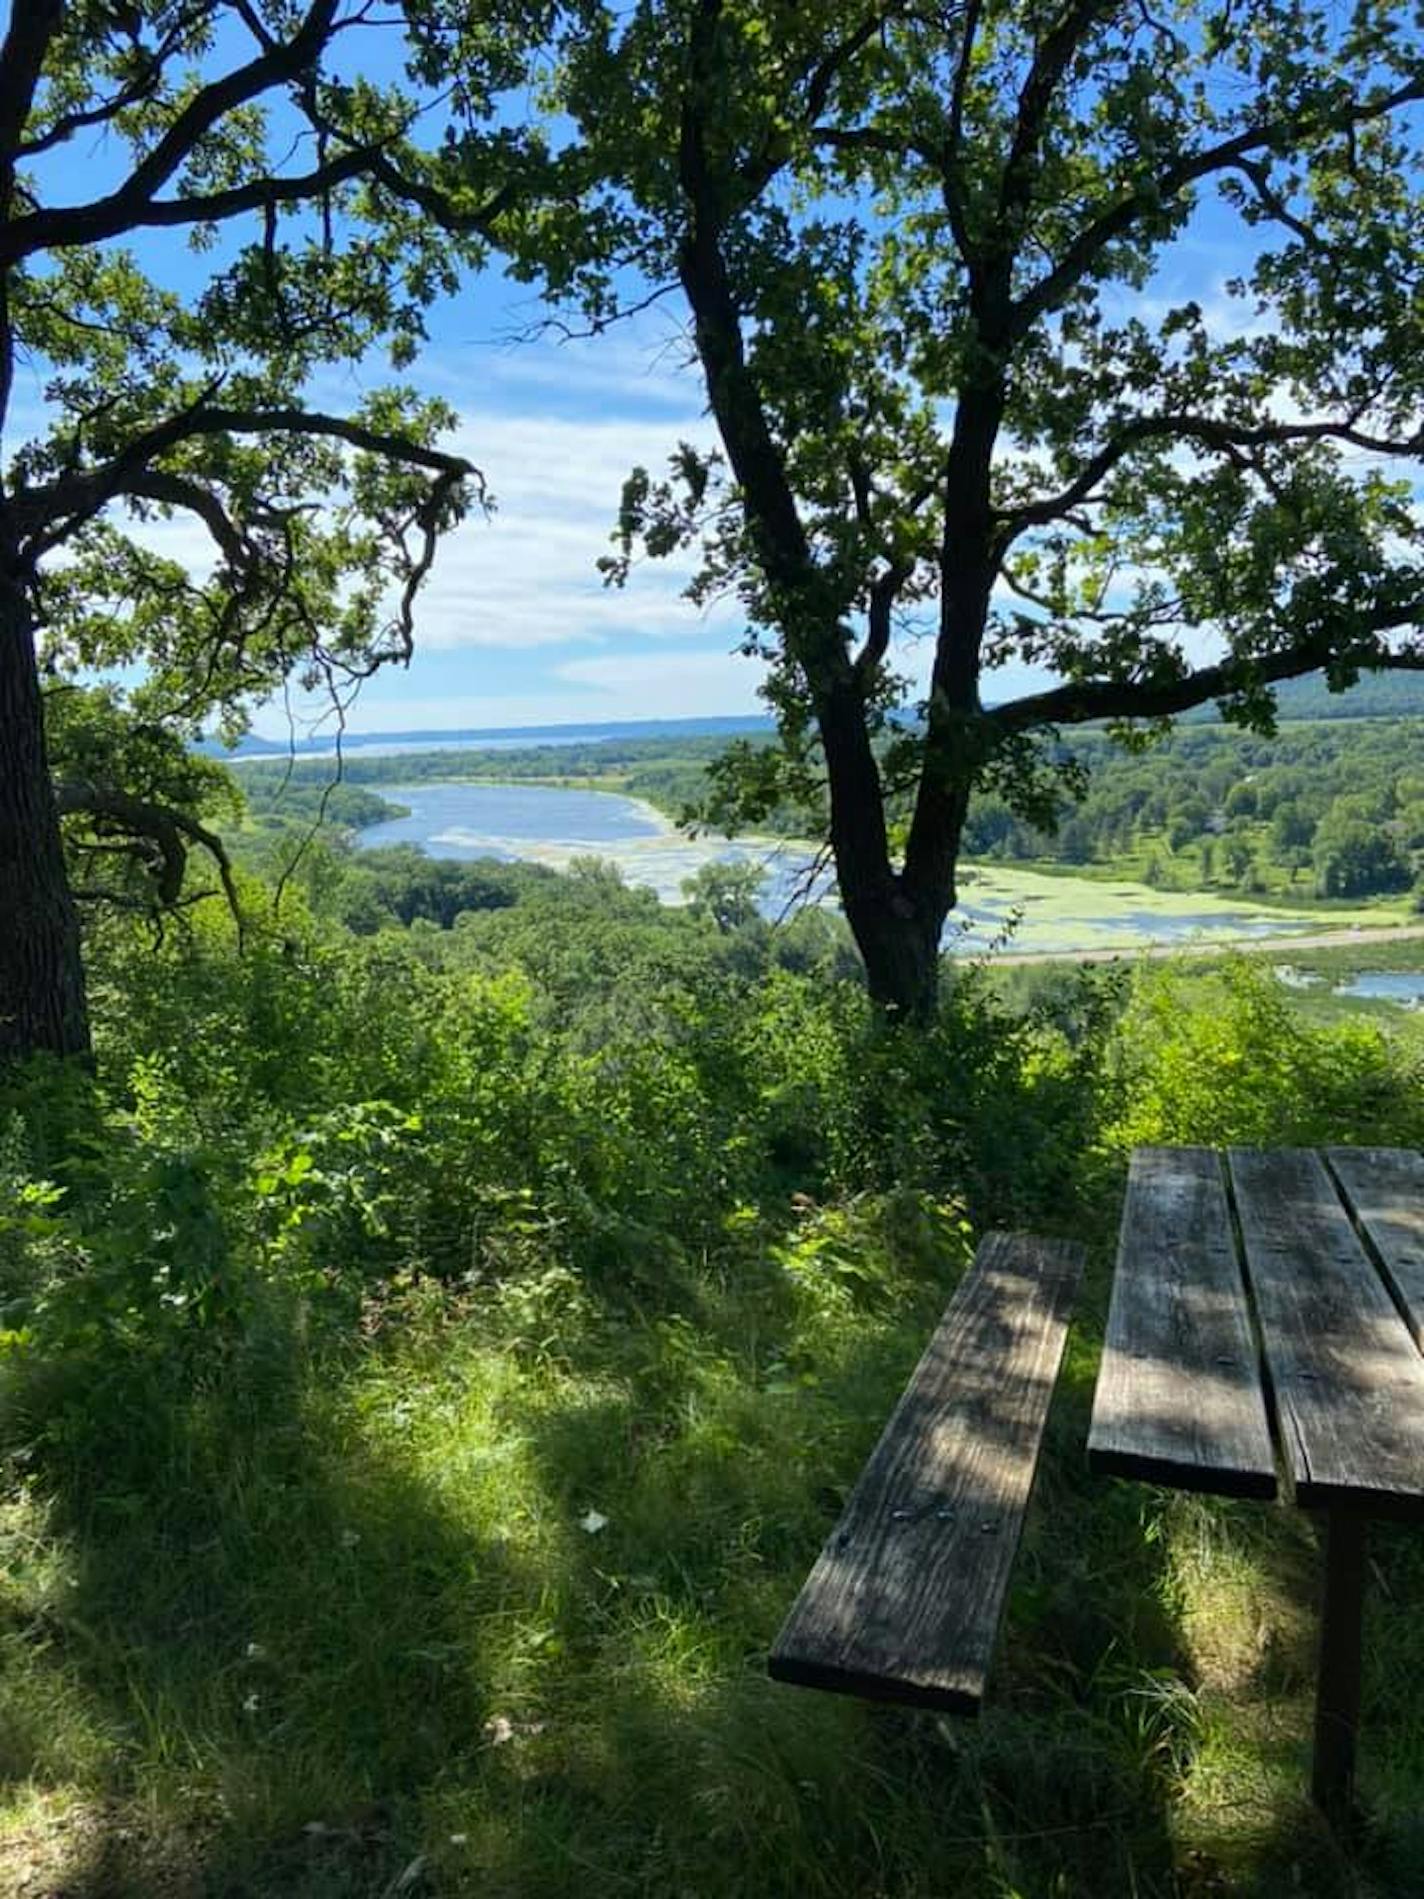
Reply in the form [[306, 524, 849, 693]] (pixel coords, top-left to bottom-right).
[[11, 1227, 1414, 1899], [6, 915, 1424, 1896], [8, 1238, 1423, 1898]]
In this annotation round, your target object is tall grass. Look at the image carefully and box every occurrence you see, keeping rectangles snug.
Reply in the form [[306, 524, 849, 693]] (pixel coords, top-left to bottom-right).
[[3, 930, 1424, 1895]]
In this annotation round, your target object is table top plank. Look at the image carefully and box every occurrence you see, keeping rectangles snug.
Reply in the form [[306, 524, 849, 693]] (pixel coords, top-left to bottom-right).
[[1088, 1146, 1277, 1498], [768, 1231, 1083, 1715], [1324, 1147, 1424, 1355], [1229, 1147, 1424, 1518]]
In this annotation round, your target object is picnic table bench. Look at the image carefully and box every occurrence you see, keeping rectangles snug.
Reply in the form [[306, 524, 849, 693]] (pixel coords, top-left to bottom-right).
[[1090, 1144, 1424, 1821], [771, 1146, 1424, 1828], [769, 1230, 1084, 1713]]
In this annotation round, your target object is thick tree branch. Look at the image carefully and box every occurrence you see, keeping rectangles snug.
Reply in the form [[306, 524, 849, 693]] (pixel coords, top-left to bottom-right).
[[937, 0, 984, 260], [5, 141, 382, 261], [22, 0, 338, 254], [677, 0, 817, 612], [945, 0, 983, 168], [22, 404, 478, 559], [812, 124, 938, 165], [1011, 72, 1424, 338], [0, 0, 63, 158], [357, 145, 520, 238], [854, 560, 912, 684], [1224, 155, 1333, 256], [998, 0, 1119, 229], [54, 779, 244, 932], [16, 4, 212, 158], [677, 0, 902, 931], [737, 12, 889, 201], [122, 469, 254, 572]]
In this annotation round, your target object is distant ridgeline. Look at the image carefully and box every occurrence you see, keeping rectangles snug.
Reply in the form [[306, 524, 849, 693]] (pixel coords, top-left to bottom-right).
[[198, 714, 774, 761], [203, 671, 1424, 766], [1181, 669, 1424, 725]]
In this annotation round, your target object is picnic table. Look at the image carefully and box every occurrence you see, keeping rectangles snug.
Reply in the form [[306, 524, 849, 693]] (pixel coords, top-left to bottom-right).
[[1088, 1145, 1424, 1822]]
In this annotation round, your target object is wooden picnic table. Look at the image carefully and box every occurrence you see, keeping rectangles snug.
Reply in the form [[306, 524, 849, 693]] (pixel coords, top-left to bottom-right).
[[1088, 1145, 1424, 1823]]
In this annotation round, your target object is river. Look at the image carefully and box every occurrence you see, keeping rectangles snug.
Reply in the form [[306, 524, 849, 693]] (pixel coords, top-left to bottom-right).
[[355, 780, 1348, 957]]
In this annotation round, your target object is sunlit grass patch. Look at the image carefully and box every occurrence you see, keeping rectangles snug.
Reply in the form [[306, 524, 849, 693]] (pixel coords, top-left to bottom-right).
[[8, 926, 1424, 1892]]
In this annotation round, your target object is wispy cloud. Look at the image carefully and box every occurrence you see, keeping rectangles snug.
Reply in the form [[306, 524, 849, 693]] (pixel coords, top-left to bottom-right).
[[553, 647, 769, 714]]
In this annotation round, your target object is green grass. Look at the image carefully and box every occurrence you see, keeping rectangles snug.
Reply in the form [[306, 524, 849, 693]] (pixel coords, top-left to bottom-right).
[[5, 1221, 1424, 1897], [7, 934, 1424, 1897]]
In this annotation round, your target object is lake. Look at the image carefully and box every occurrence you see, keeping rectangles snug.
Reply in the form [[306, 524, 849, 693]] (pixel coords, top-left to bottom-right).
[[356, 780, 1329, 956]]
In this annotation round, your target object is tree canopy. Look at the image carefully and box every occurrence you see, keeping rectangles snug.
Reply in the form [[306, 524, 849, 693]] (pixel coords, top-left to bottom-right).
[[557, 0, 1424, 1011]]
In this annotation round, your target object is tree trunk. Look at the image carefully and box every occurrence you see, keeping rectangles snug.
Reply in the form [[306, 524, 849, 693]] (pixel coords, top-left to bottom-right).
[[844, 889, 947, 1019], [0, 564, 90, 1063]]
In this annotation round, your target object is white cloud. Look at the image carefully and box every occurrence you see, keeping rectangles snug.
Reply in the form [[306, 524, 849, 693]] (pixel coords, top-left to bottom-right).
[[554, 647, 770, 716], [51, 380, 731, 660], [264, 646, 770, 736], [412, 406, 731, 652], [423, 317, 704, 414]]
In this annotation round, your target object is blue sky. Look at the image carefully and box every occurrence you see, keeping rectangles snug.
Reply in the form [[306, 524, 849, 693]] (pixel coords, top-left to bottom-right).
[[10, 5, 1380, 743], [3, 4, 785, 737]]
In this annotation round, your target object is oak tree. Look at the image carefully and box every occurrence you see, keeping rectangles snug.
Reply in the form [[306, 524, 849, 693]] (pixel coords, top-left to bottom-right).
[[564, 0, 1424, 1013], [0, 0, 547, 1060]]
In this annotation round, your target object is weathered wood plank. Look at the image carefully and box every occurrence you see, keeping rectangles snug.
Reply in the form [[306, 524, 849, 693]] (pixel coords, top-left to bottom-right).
[[1088, 1147, 1276, 1498], [768, 1231, 1084, 1716], [1229, 1148, 1424, 1518], [1324, 1147, 1424, 1354]]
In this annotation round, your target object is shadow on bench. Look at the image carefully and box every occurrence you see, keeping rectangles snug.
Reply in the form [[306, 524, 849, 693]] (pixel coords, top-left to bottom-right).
[[768, 1230, 1085, 1716]]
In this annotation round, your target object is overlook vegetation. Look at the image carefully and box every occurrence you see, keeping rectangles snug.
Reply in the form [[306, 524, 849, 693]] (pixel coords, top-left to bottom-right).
[[6, 811, 1424, 1894], [6, 0, 1424, 1893]]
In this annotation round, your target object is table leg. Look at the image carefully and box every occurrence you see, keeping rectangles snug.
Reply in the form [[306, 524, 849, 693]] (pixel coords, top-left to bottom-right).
[[1311, 1507, 1367, 1825]]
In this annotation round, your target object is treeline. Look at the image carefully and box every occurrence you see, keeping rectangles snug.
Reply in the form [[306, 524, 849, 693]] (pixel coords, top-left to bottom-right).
[[238, 777, 408, 835], [234, 736, 731, 814], [965, 720, 1424, 900], [1181, 668, 1424, 725], [235, 713, 1424, 907], [234, 830, 861, 997]]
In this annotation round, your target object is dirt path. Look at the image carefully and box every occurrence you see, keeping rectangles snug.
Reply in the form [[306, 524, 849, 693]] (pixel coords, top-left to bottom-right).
[[994, 920, 1424, 967]]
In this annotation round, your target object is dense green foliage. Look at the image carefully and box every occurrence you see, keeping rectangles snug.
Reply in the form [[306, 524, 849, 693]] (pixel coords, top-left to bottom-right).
[[4, 828, 1424, 1894], [963, 719, 1424, 902]]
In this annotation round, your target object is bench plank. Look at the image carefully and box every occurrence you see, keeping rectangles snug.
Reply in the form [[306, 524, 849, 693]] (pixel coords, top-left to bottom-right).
[[1324, 1147, 1424, 1354], [1088, 1146, 1276, 1498], [1229, 1148, 1424, 1518], [768, 1231, 1083, 1716]]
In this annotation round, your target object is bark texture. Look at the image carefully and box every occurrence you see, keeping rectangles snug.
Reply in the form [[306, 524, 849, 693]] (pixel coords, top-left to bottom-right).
[[0, 566, 90, 1061]]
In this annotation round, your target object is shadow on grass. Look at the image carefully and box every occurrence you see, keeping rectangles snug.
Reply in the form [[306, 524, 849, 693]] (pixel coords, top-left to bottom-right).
[[0, 1302, 548, 1897], [0, 1235, 1196, 1899], [15, 1226, 1418, 1898], [489, 1240, 1194, 1898]]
